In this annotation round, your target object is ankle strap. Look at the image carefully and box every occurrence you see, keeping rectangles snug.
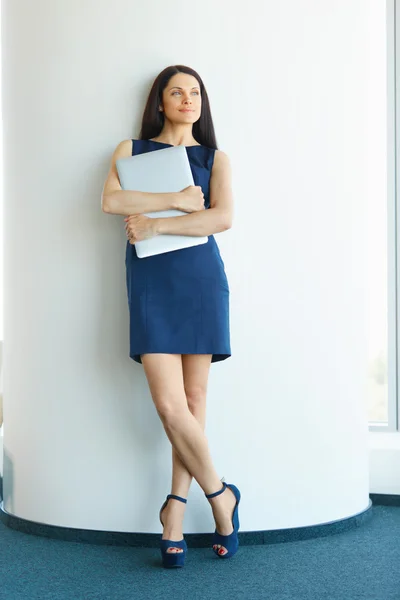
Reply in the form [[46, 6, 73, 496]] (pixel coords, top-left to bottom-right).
[[167, 494, 187, 504], [205, 482, 227, 499]]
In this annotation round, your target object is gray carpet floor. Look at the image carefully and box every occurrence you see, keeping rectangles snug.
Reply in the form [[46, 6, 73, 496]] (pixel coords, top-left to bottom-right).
[[0, 505, 399, 600]]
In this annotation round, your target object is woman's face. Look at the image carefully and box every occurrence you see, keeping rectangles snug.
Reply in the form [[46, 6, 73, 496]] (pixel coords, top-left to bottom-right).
[[160, 73, 202, 124]]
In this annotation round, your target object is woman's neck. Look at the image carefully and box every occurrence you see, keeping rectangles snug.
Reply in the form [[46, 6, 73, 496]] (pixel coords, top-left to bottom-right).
[[153, 125, 198, 147]]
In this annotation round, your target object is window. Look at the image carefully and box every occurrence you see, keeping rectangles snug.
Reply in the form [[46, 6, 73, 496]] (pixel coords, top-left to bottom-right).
[[367, 0, 398, 431]]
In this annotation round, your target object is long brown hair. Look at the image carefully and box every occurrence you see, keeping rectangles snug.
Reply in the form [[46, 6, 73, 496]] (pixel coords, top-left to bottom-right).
[[139, 65, 218, 149]]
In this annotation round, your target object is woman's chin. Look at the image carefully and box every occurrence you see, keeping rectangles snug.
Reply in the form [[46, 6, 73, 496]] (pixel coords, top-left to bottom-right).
[[176, 112, 199, 121]]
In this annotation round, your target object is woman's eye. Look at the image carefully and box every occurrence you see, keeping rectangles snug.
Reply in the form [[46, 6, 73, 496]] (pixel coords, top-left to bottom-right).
[[171, 91, 199, 96]]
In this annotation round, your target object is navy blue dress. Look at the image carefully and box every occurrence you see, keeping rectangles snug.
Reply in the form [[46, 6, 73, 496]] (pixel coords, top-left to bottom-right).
[[125, 139, 231, 364]]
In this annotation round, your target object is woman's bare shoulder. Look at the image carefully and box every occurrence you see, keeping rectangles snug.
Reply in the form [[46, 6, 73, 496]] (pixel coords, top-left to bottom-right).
[[114, 139, 134, 157], [212, 149, 231, 170]]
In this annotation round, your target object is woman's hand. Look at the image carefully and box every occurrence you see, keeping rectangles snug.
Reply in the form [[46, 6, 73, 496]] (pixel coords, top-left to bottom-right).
[[176, 185, 205, 213], [124, 215, 159, 244]]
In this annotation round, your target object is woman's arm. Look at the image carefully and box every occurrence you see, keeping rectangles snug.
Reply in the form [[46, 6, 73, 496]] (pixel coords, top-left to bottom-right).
[[103, 189, 179, 217], [154, 150, 234, 237]]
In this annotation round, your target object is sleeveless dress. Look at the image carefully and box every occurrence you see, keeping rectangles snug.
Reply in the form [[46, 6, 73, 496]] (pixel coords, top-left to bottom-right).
[[125, 139, 231, 364]]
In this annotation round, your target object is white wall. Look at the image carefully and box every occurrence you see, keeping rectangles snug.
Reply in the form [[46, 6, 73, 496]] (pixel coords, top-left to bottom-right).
[[1, 0, 372, 533]]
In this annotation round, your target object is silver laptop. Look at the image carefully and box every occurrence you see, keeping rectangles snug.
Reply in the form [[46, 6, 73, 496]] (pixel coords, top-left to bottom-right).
[[116, 145, 208, 258]]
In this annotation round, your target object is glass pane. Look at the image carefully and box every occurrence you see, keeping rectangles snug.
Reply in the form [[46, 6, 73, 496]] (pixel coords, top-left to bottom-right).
[[366, 1, 389, 424]]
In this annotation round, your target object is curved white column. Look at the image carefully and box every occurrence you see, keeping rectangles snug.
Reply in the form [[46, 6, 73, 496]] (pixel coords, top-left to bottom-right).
[[1, 0, 370, 534]]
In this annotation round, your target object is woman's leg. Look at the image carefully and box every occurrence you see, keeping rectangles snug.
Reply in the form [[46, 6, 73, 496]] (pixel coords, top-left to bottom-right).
[[141, 353, 236, 553], [162, 355, 211, 543]]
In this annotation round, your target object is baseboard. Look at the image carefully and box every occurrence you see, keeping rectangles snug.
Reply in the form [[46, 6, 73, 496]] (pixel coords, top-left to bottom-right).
[[0, 496, 373, 548], [369, 493, 400, 506], [0, 485, 395, 547]]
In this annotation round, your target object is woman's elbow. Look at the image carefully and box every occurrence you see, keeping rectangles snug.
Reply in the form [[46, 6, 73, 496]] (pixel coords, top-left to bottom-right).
[[223, 213, 233, 230], [101, 194, 111, 213], [214, 209, 232, 231]]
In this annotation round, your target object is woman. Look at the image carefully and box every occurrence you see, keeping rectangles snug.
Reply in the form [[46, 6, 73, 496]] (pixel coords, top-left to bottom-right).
[[101, 65, 241, 568]]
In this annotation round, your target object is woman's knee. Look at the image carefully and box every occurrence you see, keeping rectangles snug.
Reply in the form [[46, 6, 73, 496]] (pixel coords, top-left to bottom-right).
[[154, 392, 188, 427], [141, 354, 187, 426]]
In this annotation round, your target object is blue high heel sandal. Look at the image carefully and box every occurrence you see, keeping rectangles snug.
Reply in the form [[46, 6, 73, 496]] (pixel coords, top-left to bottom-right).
[[205, 481, 241, 559], [159, 494, 188, 568]]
